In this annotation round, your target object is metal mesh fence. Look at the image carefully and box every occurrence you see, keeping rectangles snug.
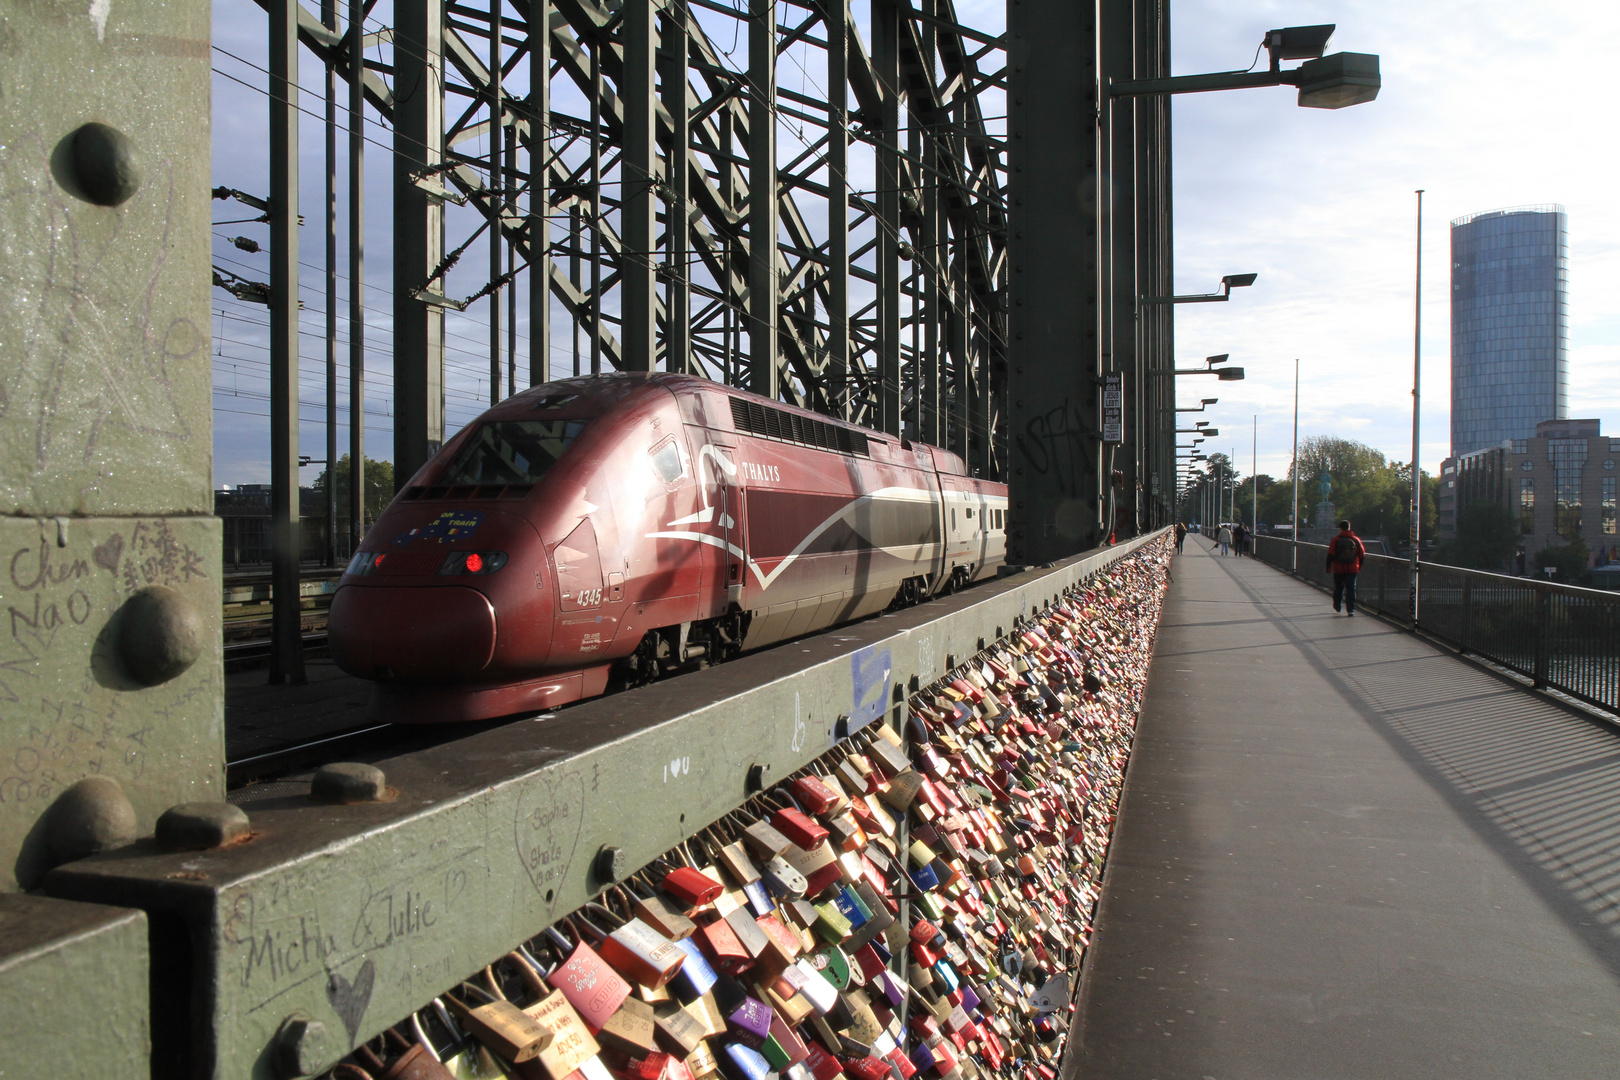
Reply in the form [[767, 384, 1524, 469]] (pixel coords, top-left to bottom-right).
[[1249, 534, 1620, 716]]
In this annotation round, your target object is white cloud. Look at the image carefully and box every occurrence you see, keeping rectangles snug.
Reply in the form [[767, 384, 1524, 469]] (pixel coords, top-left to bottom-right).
[[1170, 1, 1620, 480]]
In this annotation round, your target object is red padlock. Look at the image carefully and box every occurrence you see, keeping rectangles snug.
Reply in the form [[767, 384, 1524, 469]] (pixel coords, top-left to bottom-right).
[[660, 865, 724, 908], [540, 922, 633, 1032], [772, 806, 831, 850]]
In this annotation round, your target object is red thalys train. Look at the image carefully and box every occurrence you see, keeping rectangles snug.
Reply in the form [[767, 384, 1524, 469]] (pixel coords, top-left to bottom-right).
[[329, 373, 1007, 721]]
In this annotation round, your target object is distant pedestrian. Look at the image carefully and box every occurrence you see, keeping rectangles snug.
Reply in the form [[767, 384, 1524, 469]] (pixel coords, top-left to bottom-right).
[[1232, 523, 1247, 556], [1174, 522, 1187, 553], [1326, 519, 1367, 615], [1217, 523, 1232, 556]]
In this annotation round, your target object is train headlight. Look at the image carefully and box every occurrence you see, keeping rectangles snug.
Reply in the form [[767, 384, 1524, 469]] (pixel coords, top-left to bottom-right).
[[439, 551, 509, 575], [346, 551, 382, 576]]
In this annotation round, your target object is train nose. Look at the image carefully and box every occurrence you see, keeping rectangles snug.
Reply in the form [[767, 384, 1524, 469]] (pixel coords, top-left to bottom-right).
[[329, 584, 497, 679]]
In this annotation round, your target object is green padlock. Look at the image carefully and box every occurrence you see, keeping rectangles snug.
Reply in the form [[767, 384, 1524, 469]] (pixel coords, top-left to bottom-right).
[[917, 890, 946, 922], [815, 945, 852, 989], [813, 900, 853, 944]]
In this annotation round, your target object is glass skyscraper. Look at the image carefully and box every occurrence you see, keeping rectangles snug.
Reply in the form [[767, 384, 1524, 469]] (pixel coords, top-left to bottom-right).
[[1450, 205, 1568, 458]]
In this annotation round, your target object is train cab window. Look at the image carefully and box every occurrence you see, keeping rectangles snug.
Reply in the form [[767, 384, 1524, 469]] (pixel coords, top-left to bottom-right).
[[440, 420, 589, 485], [951, 509, 957, 529], [649, 438, 685, 484]]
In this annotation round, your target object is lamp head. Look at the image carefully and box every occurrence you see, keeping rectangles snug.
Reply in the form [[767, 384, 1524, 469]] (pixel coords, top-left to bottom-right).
[[1265, 24, 1335, 62], [1296, 52, 1380, 109], [1216, 367, 1245, 381], [1202, 398, 1218, 405], [1221, 273, 1258, 290], [1205, 354, 1230, 367], [1201, 429, 1220, 437]]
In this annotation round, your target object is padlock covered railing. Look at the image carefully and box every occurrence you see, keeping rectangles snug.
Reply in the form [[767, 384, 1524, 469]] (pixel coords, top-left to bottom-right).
[[45, 531, 1171, 1079], [316, 538, 1172, 1080]]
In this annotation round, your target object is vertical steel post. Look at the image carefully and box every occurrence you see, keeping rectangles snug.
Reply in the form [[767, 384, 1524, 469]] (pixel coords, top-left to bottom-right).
[[921, 143, 942, 446], [1102, 0, 1135, 537], [1006, 0, 1102, 563], [489, 0, 504, 404], [1411, 188, 1424, 626], [589, 36, 603, 374], [508, 123, 517, 395], [394, 0, 446, 486], [324, 0, 338, 566], [827, 0, 849, 416], [348, 0, 365, 550], [748, 0, 779, 399], [570, 203, 582, 376], [663, 0, 692, 373], [622, 0, 657, 371], [269, 0, 306, 683], [530, 0, 551, 386], [873, 0, 901, 434], [1291, 358, 1299, 572]]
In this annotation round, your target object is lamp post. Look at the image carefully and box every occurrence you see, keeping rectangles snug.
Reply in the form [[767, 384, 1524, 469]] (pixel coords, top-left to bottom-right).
[[1162, 397, 1217, 414], [1152, 354, 1246, 382], [1141, 273, 1258, 306], [1291, 358, 1299, 572], [1111, 25, 1380, 108], [1410, 189, 1424, 626]]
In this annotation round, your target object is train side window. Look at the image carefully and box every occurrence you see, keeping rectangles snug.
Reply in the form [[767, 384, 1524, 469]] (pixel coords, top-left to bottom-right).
[[649, 438, 685, 484], [965, 508, 973, 519], [951, 509, 957, 530]]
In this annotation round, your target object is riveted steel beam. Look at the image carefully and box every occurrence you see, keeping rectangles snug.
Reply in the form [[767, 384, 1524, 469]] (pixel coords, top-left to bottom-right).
[[394, 0, 448, 485], [1006, 0, 1104, 561]]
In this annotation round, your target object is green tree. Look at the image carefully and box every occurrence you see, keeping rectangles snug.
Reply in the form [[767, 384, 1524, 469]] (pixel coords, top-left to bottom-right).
[[312, 455, 395, 543], [1433, 501, 1517, 571], [1533, 536, 1590, 585], [1283, 436, 1436, 546]]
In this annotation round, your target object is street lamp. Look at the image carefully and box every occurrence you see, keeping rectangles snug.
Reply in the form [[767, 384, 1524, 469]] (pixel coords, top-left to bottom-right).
[[1142, 273, 1259, 306], [1110, 25, 1380, 110], [1154, 354, 1246, 381], [1162, 397, 1217, 414]]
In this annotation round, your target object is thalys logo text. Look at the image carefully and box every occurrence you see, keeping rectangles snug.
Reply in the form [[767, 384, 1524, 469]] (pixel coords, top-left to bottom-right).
[[740, 461, 780, 483], [393, 510, 484, 545]]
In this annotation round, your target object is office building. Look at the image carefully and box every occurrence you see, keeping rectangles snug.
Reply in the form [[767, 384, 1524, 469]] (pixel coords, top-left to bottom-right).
[[1450, 205, 1568, 458], [1440, 420, 1619, 565]]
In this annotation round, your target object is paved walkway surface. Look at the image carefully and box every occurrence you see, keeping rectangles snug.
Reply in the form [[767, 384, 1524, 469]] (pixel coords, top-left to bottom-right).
[[1065, 535, 1620, 1080]]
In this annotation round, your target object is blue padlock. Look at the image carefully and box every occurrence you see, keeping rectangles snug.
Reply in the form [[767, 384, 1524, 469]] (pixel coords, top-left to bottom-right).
[[721, 1043, 775, 1080], [909, 864, 940, 892], [670, 935, 719, 1001], [743, 879, 775, 918]]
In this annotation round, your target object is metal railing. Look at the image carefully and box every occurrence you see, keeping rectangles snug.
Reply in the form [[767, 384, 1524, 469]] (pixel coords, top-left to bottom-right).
[[1251, 534, 1620, 716]]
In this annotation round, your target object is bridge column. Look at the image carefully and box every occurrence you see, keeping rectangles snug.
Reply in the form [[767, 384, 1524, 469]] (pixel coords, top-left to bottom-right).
[[1007, 0, 1104, 560]]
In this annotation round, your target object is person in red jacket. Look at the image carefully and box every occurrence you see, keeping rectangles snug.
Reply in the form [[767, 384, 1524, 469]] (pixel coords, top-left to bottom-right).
[[1325, 519, 1367, 615]]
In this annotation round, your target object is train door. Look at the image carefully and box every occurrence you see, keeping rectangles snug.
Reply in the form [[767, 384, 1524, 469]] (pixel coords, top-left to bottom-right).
[[686, 429, 746, 617]]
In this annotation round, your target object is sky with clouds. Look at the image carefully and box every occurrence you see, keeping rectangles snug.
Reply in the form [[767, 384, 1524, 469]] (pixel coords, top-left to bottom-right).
[[208, 0, 1620, 489]]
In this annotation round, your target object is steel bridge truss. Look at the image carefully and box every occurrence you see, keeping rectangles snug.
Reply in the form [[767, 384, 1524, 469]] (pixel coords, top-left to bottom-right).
[[266, 0, 1010, 485]]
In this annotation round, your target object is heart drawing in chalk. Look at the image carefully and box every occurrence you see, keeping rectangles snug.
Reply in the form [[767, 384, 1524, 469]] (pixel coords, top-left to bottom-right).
[[513, 767, 586, 906], [326, 957, 376, 1044]]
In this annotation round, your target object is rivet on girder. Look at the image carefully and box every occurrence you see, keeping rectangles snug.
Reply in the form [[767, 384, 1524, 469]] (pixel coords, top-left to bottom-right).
[[67, 121, 141, 207], [156, 802, 251, 851], [595, 845, 628, 883], [271, 1012, 329, 1079], [311, 762, 390, 804], [117, 585, 203, 686]]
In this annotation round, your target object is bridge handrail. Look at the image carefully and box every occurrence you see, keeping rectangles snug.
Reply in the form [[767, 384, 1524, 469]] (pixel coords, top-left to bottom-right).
[[1250, 534, 1620, 716]]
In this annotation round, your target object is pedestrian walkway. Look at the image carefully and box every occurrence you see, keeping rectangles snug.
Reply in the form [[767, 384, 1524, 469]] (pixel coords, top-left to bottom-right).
[[1066, 534, 1620, 1079]]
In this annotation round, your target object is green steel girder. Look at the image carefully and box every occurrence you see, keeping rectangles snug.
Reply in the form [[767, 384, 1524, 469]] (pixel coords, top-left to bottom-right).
[[0, 516, 226, 893], [0, 894, 150, 1079], [47, 531, 1164, 1080]]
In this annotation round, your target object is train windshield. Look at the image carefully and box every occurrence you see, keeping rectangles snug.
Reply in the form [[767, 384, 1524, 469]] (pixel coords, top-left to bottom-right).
[[439, 420, 590, 485]]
